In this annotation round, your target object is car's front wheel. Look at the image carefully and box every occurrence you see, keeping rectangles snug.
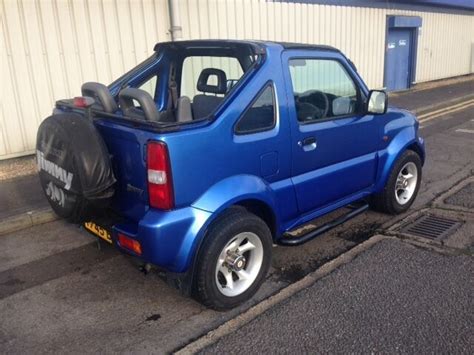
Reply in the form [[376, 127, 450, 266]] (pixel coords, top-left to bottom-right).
[[371, 150, 422, 214], [194, 208, 272, 311]]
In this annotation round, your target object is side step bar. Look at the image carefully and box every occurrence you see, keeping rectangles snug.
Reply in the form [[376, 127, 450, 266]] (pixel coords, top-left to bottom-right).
[[277, 202, 369, 246]]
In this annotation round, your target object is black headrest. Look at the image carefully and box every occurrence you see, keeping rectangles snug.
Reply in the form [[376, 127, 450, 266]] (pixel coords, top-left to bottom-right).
[[196, 68, 227, 94], [81, 82, 118, 113]]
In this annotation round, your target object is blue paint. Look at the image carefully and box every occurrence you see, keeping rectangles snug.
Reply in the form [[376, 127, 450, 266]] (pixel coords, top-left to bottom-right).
[[55, 41, 425, 275], [404, 0, 474, 10], [385, 29, 413, 91], [388, 15, 422, 28], [272, 0, 474, 12], [281, 50, 381, 213]]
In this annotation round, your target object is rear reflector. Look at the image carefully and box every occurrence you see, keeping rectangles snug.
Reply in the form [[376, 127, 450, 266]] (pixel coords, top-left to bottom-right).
[[147, 141, 174, 210], [118, 233, 142, 255], [73, 96, 95, 108]]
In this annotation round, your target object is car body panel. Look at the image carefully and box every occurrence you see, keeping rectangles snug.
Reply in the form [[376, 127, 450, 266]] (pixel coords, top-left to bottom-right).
[[54, 40, 424, 274]]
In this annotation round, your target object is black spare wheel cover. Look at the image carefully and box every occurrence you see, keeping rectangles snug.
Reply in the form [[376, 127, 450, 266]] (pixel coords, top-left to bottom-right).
[[36, 113, 116, 222]]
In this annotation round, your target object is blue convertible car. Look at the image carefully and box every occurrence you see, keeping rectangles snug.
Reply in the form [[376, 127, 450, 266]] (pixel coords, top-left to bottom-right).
[[37, 40, 425, 310]]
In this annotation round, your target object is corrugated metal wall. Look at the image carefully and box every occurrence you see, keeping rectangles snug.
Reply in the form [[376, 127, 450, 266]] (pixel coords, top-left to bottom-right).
[[2, 0, 474, 159], [2, 0, 171, 159], [177, 1, 474, 86]]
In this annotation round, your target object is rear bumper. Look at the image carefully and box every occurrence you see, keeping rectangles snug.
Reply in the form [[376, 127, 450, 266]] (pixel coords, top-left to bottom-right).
[[112, 206, 212, 273]]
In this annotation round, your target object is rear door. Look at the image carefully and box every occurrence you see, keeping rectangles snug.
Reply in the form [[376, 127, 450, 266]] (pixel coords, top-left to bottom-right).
[[94, 62, 162, 222], [282, 50, 381, 214], [94, 121, 153, 221]]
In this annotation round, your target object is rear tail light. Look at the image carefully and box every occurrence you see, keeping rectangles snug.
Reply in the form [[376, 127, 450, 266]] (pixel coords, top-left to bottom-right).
[[117, 233, 142, 255], [147, 141, 174, 210], [73, 96, 95, 108]]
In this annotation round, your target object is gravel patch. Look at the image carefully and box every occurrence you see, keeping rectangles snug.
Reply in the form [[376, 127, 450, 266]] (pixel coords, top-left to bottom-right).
[[0, 155, 36, 181]]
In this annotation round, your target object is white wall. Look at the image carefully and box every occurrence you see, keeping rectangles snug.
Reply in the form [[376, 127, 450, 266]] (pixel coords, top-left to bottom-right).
[[2, 0, 473, 159], [177, 0, 474, 86], [2, 0, 170, 159]]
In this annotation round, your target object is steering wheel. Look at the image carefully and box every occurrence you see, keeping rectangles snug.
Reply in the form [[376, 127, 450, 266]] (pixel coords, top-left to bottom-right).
[[297, 90, 330, 120]]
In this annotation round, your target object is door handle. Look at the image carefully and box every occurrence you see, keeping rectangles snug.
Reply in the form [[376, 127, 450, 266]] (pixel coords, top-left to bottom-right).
[[298, 136, 317, 152]]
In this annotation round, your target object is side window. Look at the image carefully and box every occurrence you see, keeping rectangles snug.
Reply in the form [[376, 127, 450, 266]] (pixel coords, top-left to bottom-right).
[[138, 75, 157, 99], [288, 59, 359, 123], [235, 84, 276, 134]]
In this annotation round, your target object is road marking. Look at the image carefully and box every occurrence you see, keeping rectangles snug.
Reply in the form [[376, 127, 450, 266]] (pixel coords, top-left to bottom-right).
[[419, 102, 474, 123], [418, 99, 474, 120], [455, 128, 474, 134], [419, 101, 474, 122]]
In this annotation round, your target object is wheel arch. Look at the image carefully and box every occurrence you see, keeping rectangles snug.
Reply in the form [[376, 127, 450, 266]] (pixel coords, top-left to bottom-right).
[[176, 175, 279, 292], [234, 199, 277, 239], [190, 174, 280, 242], [191, 196, 278, 270], [375, 124, 425, 193], [406, 141, 425, 165]]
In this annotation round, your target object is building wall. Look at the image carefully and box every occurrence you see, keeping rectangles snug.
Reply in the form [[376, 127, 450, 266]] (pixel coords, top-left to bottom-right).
[[2, 0, 170, 159], [2, 0, 473, 159]]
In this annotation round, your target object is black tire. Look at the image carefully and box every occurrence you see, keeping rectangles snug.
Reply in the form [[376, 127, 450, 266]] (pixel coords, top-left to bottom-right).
[[36, 113, 115, 223], [194, 207, 273, 311], [371, 150, 422, 214], [38, 173, 113, 223], [38, 174, 89, 223]]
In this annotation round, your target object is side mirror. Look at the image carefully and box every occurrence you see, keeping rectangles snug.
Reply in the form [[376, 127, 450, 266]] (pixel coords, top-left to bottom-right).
[[367, 90, 388, 115], [332, 97, 352, 116]]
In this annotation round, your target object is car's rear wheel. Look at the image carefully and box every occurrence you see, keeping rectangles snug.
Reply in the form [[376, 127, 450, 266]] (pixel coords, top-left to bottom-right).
[[371, 150, 422, 214], [194, 208, 272, 311]]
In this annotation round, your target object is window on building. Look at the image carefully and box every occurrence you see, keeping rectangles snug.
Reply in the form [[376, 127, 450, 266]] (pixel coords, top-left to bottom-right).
[[235, 84, 276, 134], [289, 59, 359, 123]]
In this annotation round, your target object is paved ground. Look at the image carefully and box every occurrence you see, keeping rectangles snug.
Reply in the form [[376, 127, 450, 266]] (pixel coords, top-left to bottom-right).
[[0, 82, 473, 353], [445, 182, 474, 209], [0, 175, 47, 220], [389, 77, 474, 113], [203, 239, 474, 354]]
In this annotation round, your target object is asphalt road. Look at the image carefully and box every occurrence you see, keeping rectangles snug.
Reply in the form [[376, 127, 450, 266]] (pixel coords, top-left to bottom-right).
[[389, 79, 474, 113], [445, 182, 474, 209], [1, 103, 473, 353], [203, 239, 474, 354]]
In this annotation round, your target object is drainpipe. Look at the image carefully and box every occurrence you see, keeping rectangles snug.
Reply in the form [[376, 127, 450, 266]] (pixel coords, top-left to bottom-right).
[[168, 0, 182, 41]]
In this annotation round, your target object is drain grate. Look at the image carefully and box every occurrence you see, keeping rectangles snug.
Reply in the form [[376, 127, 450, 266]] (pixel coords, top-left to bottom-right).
[[401, 214, 462, 240]]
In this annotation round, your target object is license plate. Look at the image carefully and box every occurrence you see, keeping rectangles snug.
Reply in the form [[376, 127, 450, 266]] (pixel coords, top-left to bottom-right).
[[84, 221, 113, 244]]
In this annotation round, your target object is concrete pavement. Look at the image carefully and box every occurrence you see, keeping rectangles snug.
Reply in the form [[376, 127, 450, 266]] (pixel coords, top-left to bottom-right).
[[202, 238, 473, 354], [389, 77, 474, 113], [0, 175, 49, 221], [184, 170, 474, 353], [0, 174, 55, 236], [0, 78, 473, 353]]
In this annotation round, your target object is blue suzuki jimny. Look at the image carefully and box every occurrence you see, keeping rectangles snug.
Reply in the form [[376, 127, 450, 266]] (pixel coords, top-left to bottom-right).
[[37, 40, 424, 310]]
